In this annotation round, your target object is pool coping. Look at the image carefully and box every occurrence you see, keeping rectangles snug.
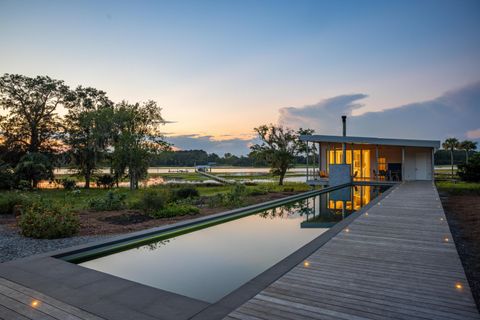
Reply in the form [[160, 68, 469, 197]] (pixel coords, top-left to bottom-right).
[[0, 183, 396, 319]]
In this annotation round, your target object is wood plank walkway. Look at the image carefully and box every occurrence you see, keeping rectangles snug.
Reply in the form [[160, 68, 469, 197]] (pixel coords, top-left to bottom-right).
[[0, 277, 105, 320], [225, 181, 480, 320]]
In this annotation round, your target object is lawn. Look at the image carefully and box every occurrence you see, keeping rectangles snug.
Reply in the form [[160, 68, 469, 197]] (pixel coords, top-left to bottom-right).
[[436, 181, 480, 195], [437, 180, 480, 310]]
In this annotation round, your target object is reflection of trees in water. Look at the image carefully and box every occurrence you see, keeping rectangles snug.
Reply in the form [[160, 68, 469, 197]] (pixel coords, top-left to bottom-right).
[[258, 199, 313, 219], [138, 239, 171, 251]]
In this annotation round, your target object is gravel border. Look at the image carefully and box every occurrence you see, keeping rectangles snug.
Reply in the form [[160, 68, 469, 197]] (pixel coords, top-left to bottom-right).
[[0, 225, 111, 263]]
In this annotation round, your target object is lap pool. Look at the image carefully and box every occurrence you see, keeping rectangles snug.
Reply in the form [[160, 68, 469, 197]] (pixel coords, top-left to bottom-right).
[[69, 185, 388, 303]]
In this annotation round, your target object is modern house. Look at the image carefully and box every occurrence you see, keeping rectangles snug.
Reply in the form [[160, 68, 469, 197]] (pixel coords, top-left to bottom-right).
[[300, 116, 440, 186]]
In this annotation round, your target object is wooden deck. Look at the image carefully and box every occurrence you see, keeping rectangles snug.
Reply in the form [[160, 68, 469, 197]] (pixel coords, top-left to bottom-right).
[[225, 181, 480, 320], [0, 277, 105, 320]]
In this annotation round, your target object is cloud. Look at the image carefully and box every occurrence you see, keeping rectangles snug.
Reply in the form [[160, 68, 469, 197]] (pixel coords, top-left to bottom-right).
[[466, 129, 480, 139], [278, 82, 480, 143], [166, 134, 257, 156]]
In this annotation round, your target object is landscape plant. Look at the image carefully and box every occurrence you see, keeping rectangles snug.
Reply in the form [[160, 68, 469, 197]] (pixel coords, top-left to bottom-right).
[[89, 191, 127, 211], [14, 153, 54, 188], [18, 199, 79, 239], [458, 153, 480, 182]]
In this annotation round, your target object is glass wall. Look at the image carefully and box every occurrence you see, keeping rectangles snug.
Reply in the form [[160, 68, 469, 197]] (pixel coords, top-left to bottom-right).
[[329, 148, 371, 179]]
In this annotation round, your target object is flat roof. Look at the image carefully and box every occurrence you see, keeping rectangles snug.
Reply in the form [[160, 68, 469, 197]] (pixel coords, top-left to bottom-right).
[[299, 135, 440, 148]]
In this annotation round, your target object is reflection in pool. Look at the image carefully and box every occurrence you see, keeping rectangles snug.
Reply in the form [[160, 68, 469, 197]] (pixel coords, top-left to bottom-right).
[[79, 185, 388, 303]]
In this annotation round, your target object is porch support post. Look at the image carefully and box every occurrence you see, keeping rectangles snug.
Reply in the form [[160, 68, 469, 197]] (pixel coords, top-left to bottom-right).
[[306, 141, 309, 181], [327, 144, 330, 173], [401, 147, 405, 181], [431, 148, 435, 180], [375, 145, 379, 181], [351, 144, 354, 175], [318, 143, 321, 173]]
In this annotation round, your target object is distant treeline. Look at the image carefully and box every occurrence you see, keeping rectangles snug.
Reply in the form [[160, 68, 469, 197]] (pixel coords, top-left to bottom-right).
[[149, 149, 473, 167], [149, 150, 308, 167]]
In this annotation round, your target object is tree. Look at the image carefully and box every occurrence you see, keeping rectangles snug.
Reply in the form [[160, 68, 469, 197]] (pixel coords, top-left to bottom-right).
[[459, 140, 477, 164], [250, 124, 305, 185], [442, 138, 460, 179], [111, 101, 169, 190], [458, 153, 480, 182], [0, 74, 69, 157], [14, 153, 53, 189], [64, 87, 114, 188]]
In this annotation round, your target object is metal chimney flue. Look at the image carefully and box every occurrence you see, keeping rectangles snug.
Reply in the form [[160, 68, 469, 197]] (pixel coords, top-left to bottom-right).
[[342, 115, 347, 137], [341, 115, 347, 164]]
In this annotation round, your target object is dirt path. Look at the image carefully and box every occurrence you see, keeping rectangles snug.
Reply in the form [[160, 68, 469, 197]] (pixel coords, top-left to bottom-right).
[[440, 192, 480, 312]]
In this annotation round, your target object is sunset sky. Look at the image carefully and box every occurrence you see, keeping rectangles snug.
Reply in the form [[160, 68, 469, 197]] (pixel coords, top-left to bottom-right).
[[1, 0, 479, 154]]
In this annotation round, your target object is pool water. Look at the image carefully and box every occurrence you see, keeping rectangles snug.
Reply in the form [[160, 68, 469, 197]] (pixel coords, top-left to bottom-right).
[[79, 185, 387, 303]]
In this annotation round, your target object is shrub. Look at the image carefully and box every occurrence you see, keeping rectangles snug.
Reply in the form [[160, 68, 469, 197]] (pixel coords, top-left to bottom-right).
[[16, 180, 32, 191], [0, 193, 28, 215], [149, 203, 200, 219], [208, 184, 248, 208], [134, 189, 171, 213], [96, 174, 115, 189], [247, 186, 268, 196], [89, 191, 126, 211], [173, 186, 199, 200], [458, 153, 480, 182], [0, 163, 15, 190], [14, 153, 54, 188], [61, 178, 77, 190], [18, 200, 79, 239]]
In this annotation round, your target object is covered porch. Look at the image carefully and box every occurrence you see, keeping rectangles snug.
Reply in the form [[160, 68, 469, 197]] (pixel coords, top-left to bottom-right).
[[300, 135, 439, 186]]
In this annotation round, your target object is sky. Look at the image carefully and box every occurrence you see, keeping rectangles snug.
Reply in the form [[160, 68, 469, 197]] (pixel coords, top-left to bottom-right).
[[1, 0, 479, 155]]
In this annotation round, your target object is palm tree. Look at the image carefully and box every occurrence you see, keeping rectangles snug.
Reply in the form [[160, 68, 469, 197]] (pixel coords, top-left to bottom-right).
[[442, 138, 459, 179], [459, 140, 478, 164]]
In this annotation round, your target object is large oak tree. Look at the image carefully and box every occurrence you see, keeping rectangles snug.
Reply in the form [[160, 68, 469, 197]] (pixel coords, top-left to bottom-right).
[[0, 74, 69, 158]]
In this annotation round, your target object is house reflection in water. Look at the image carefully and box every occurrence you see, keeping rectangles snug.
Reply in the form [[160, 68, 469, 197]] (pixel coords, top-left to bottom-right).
[[300, 185, 387, 228]]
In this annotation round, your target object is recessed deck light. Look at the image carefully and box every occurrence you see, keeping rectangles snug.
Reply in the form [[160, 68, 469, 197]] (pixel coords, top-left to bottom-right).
[[31, 300, 39, 308], [455, 283, 463, 290], [303, 261, 310, 267]]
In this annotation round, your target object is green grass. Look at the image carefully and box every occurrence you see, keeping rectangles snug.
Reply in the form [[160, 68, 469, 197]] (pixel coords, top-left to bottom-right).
[[0, 182, 311, 213], [156, 172, 208, 181], [436, 181, 480, 195], [218, 173, 304, 180]]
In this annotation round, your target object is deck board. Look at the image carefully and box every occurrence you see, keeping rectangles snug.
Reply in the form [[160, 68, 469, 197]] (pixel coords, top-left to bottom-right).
[[0, 277, 105, 320], [225, 181, 480, 320]]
